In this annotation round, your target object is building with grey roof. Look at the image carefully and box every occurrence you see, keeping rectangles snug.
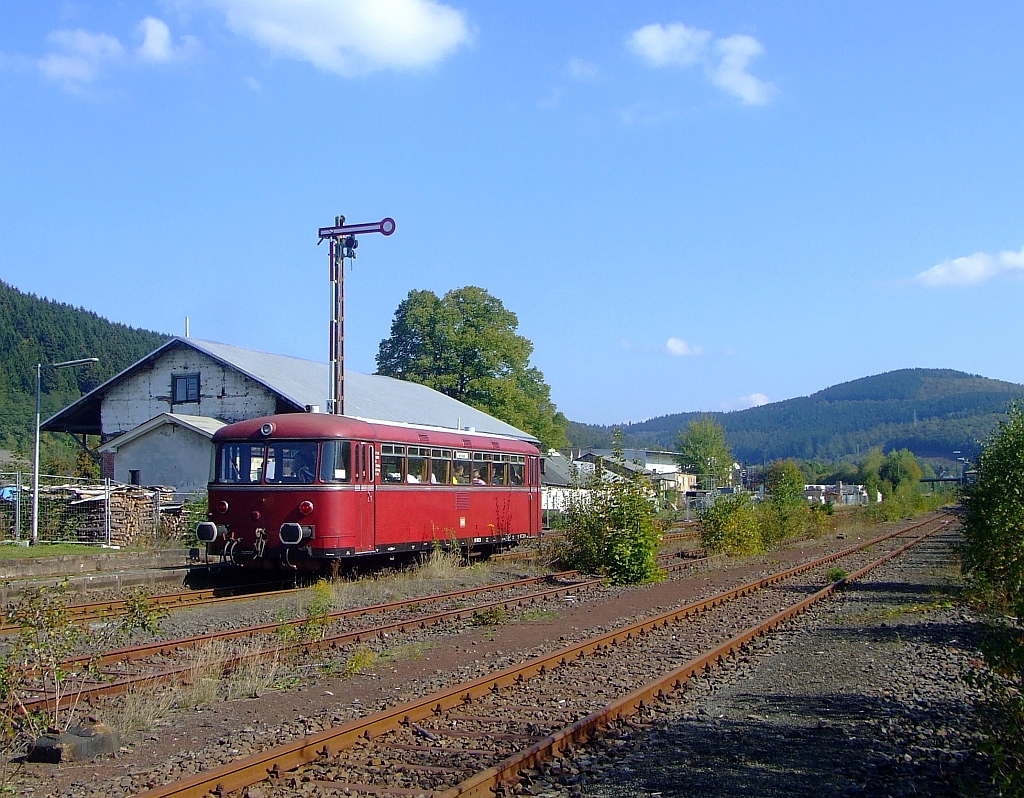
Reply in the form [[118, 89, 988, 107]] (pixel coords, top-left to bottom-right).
[[43, 337, 535, 495]]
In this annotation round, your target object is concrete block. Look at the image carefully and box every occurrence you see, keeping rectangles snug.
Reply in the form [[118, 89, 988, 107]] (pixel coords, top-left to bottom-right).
[[27, 717, 121, 763]]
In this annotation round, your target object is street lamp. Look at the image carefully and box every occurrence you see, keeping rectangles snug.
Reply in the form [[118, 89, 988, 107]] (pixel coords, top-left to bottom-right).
[[32, 357, 98, 546]]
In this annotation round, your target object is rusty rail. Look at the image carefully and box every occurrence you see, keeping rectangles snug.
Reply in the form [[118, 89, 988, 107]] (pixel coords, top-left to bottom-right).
[[132, 513, 948, 798]]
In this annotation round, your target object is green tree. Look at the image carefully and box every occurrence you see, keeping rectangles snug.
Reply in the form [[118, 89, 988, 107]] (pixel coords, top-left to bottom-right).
[[962, 402, 1024, 617], [960, 402, 1024, 793], [698, 492, 762, 555], [556, 432, 662, 584], [674, 416, 734, 489], [376, 287, 568, 450], [858, 448, 885, 501], [879, 448, 923, 495], [761, 458, 809, 545]]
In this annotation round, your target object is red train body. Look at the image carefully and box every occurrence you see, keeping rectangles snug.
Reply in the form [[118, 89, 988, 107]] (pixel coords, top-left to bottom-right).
[[196, 414, 542, 572]]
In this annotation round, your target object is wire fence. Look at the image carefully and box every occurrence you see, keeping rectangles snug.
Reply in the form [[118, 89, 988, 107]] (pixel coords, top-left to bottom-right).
[[0, 472, 202, 547]]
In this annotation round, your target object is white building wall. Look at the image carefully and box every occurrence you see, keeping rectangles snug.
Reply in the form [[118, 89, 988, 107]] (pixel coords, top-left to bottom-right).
[[111, 423, 214, 496], [101, 349, 277, 436]]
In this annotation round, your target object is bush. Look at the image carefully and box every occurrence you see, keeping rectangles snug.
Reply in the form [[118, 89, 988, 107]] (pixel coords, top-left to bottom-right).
[[698, 493, 763, 556], [960, 402, 1024, 794], [557, 438, 663, 585]]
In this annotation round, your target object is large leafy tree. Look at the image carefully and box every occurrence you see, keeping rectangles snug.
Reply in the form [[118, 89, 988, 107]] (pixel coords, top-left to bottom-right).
[[674, 416, 734, 488], [376, 286, 569, 449]]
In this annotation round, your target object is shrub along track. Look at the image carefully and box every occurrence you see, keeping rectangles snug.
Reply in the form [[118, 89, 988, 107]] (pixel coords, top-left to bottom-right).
[[16, 552, 707, 714], [130, 512, 950, 798]]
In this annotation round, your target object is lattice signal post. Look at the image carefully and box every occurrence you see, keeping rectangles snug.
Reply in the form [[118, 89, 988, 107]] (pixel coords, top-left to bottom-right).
[[317, 215, 396, 415]]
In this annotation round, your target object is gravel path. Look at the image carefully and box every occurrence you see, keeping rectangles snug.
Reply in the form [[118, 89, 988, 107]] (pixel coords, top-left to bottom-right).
[[523, 529, 993, 798]]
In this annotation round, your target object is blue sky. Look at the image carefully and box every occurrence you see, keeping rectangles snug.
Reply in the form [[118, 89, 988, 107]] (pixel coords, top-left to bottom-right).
[[2, 1, 1023, 425]]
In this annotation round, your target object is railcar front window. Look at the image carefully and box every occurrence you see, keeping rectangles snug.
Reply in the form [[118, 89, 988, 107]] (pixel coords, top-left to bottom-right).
[[320, 441, 352, 483], [218, 443, 266, 484], [266, 442, 318, 484], [381, 444, 404, 484]]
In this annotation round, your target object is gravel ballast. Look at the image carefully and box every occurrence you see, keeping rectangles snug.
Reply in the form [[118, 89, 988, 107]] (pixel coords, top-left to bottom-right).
[[525, 530, 993, 798]]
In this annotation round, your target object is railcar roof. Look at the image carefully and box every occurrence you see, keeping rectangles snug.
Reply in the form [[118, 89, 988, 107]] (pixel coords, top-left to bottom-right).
[[213, 414, 541, 455]]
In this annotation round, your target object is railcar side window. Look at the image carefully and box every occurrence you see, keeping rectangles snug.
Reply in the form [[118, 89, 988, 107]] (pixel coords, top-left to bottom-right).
[[320, 441, 352, 483], [217, 443, 266, 484], [508, 455, 525, 486], [452, 451, 471, 484], [491, 457, 507, 486], [471, 453, 491, 486], [266, 442, 318, 484], [430, 449, 451, 484], [381, 444, 404, 484], [407, 447, 429, 484]]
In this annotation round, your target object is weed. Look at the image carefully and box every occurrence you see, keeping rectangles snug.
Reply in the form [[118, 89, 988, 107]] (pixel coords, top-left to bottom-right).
[[379, 642, 430, 663], [340, 647, 378, 679], [299, 579, 334, 641], [825, 566, 849, 583], [470, 605, 508, 626]]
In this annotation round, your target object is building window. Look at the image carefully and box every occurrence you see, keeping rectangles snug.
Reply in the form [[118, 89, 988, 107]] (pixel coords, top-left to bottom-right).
[[172, 374, 200, 404], [128, 470, 141, 486]]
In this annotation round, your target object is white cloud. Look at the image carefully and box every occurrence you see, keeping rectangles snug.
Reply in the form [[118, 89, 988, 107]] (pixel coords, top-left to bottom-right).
[[721, 392, 770, 411], [205, 0, 471, 76], [244, 75, 262, 91], [567, 56, 597, 80], [628, 22, 710, 68], [915, 246, 1024, 287], [665, 337, 702, 357], [710, 35, 775, 106], [38, 28, 124, 85], [137, 17, 200, 63], [627, 21, 775, 106]]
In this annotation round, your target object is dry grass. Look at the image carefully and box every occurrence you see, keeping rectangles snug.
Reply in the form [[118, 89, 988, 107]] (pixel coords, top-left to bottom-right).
[[178, 639, 227, 708], [107, 679, 177, 737], [225, 640, 282, 699]]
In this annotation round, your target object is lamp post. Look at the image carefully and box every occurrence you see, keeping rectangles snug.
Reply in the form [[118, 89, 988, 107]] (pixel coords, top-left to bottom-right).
[[32, 357, 98, 546]]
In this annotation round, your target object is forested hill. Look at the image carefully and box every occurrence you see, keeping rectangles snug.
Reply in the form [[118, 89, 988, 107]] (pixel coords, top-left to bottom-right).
[[0, 281, 169, 458], [568, 369, 1024, 462]]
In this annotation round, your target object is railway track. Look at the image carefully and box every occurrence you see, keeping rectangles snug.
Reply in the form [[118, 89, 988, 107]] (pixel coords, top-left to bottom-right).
[[3, 534, 706, 633], [132, 512, 951, 798], [18, 551, 708, 713]]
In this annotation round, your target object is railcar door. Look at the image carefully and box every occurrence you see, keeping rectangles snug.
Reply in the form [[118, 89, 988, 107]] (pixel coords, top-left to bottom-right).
[[354, 442, 375, 553]]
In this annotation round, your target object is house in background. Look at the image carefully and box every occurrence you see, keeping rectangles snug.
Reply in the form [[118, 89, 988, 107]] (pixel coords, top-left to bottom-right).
[[43, 337, 536, 498]]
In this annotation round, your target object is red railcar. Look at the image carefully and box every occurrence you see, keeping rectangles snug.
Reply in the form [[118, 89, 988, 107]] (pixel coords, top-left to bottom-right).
[[196, 414, 542, 573]]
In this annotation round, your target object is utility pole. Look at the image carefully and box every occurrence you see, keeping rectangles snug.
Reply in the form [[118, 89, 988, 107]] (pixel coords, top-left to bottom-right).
[[317, 216, 396, 414]]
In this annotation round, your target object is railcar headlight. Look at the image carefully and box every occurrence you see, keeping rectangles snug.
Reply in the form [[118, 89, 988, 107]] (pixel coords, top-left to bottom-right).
[[260, 422, 275, 436]]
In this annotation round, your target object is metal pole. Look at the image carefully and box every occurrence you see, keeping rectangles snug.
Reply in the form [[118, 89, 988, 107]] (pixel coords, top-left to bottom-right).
[[105, 477, 111, 547], [329, 225, 345, 416], [31, 363, 41, 546], [14, 470, 21, 542]]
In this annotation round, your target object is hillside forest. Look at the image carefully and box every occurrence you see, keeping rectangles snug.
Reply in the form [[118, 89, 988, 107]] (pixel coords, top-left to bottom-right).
[[0, 281, 169, 473], [569, 369, 1024, 467], [2, 278, 1021, 479]]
